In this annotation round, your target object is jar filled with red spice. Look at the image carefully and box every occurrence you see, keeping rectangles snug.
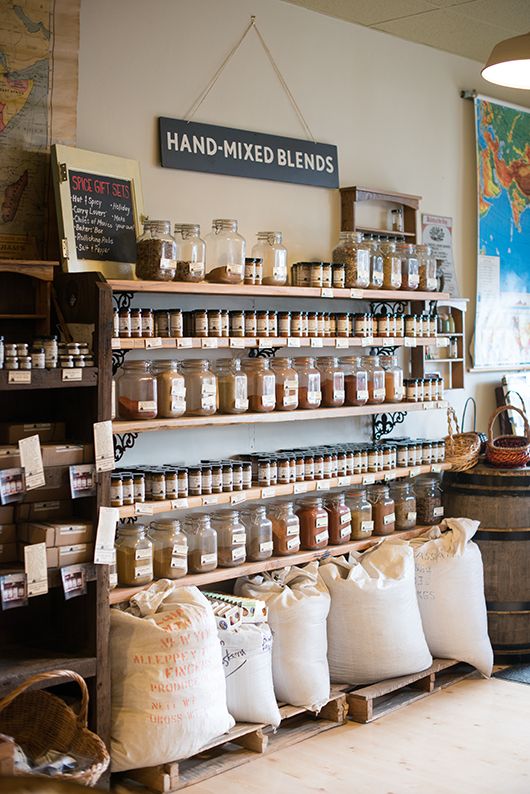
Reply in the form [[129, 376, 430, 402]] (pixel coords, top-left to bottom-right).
[[296, 497, 329, 549]]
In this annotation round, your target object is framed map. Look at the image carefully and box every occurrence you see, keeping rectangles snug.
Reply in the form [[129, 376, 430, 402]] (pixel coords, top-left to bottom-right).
[[472, 97, 530, 371]]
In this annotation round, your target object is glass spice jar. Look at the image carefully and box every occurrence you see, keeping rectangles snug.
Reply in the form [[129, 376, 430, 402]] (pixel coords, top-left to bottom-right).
[[268, 500, 300, 555], [325, 492, 352, 544], [294, 357, 322, 409], [332, 231, 370, 288], [133, 472, 145, 502], [390, 481, 417, 530], [296, 497, 329, 550], [241, 505, 273, 561], [110, 473, 123, 507], [381, 242, 402, 290], [136, 220, 176, 281], [252, 231, 288, 286], [181, 359, 217, 416], [211, 510, 246, 567], [121, 472, 134, 506], [184, 514, 217, 573], [241, 359, 276, 412], [381, 355, 404, 403], [115, 524, 153, 586], [117, 360, 158, 420], [346, 487, 374, 540], [415, 476, 444, 525], [153, 360, 186, 418], [244, 256, 262, 285], [362, 355, 386, 404], [271, 357, 299, 411], [318, 356, 345, 408], [341, 356, 369, 406], [173, 223, 205, 282], [417, 243, 437, 292], [216, 358, 248, 414], [205, 218, 245, 284], [368, 485, 396, 535], [397, 243, 420, 290], [361, 239, 384, 289], [148, 519, 188, 579]]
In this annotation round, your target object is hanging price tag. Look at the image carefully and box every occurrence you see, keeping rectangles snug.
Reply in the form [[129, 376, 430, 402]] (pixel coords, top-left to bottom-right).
[[19, 435, 45, 490], [202, 494, 221, 505], [93, 420, 115, 472], [24, 543, 48, 597], [94, 506, 120, 564], [230, 492, 247, 505]]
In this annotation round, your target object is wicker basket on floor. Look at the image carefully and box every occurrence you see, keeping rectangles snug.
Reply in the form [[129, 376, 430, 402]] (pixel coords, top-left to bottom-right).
[[0, 669, 109, 787], [485, 404, 530, 469], [444, 406, 481, 472]]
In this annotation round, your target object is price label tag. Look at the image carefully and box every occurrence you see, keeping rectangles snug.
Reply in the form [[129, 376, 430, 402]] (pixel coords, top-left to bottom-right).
[[229, 338, 247, 348], [261, 487, 276, 499], [409, 467, 421, 478], [19, 435, 45, 490], [361, 338, 374, 347], [135, 502, 154, 515], [384, 472, 396, 481], [202, 494, 221, 505], [436, 337, 449, 347], [177, 338, 193, 348], [350, 289, 363, 299], [170, 498, 189, 510], [335, 338, 349, 348], [62, 368, 82, 381], [145, 337, 163, 348], [93, 420, 115, 472], [230, 492, 247, 505], [8, 371, 31, 384], [362, 474, 375, 485], [310, 338, 323, 348], [316, 480, 331, 491], [320, 287, 334, 298], [294, 482, 312, 494], [431, 464, 443, 473], [404, 338, 417, 347], [94, 506, 119, 565], [287, 338, 301, 347], [257, 339, 271, 349], [338, 476, 352, 487], [24, 543, 48, 597], [201, 338, 218, 348]]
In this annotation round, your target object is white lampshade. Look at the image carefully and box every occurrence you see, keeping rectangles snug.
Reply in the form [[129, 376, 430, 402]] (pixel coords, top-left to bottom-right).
[[481, 32, 530, 89]]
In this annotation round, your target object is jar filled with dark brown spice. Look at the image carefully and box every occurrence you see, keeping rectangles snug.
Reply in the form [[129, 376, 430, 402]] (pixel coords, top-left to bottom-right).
[[174, 223, 205, 282], [136, 220, 176, 281]]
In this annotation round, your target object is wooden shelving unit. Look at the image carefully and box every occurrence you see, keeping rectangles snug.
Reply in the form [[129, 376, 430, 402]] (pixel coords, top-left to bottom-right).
[[0, 260, 59, 337], [112, 336, 448, 351], [412, 299, 468, 390], [339, 186, 421, 242], [0, 368, 98, 390]]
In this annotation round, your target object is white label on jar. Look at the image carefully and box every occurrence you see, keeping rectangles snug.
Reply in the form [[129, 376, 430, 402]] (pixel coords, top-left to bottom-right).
[[201, 338, 218, 348], [315, 530, 329, 543], [287, 537, 300, 550], [363, 474, 375, 485], [335, 390, 345, 402], [261, 487, 276, 499], [262, 393, 275, 407], [160, 257, 176, 271], [316, 515, 328, 529], [232, 547, 246, 561], [308, 390, 321, 405], [407, 511, 417, 522], [288, 338, 301, 347], [283, 393, 298, 407], [361, 520, 374, 533], [338, 476, 352, 487], [404, 337, 417, 347], [341, 510, 352, 525], [171, 557, 187, 569], [384, 513, 396, 525], [172, 543, 187, 556], [260, 541, 274, 553], [409, 467, 421, 478], [310, 338, 323, 348], [135, 548, 151, 561], [373, 388, 385, 400], [201, 553, 217, 566], [190, 262, 204, 276], [201, 395, 216, 410], [226, 264, 243, 276], [434, 506, 444, 517], [202, 383, 216, 395], [235, 397, 249, 410], [357, 390, 369, 402], [232, 533, 246, 544], [135, 564, 153, 578], [138, 400, 157, 413], [286, 525, 299, 537], [340, 526, 351, 538]]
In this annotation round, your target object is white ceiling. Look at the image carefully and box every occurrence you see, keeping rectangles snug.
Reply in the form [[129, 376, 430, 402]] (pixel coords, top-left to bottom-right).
[[280, 0, 530, 62]]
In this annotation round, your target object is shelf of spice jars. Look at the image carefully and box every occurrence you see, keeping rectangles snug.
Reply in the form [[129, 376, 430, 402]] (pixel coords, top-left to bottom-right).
[[118, 462, 451, 519], [0, 367, 98, 390], [108, 280, 449, 303], [111, 336, 449, 351], [112, 400, 448, 435], [109, 524, 432, 605]]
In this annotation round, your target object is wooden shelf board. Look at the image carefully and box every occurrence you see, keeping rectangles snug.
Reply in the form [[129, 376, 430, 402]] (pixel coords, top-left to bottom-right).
[[0, 260, 60, 267], [112, 400, 447, 435], [108, 280, 449, 302], [0, 368, 98, 390], [0, 313, 48, 320], [355, 226, 415, 238], [0, 653, 97, 697], [120, 462, 450, 519], [111, 336, 445, 351], [110, 525, 431, 605], [426, 358, 463, 363], [438, 333, 464, 337]]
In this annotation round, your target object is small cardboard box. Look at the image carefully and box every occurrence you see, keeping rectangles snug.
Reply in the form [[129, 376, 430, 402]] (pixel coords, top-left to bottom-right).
[[18, 521, 93, 547], [0, 422, 66, 444], [0, 524, 16, 544], [16, 500, 71, 522], [0, 506, 14, 523], [41, 444, 87, 467], [58, 543, 94, 566], [0, 447, 20, 469], [0, 543, 17, 563], [18, 543, 58, 568]]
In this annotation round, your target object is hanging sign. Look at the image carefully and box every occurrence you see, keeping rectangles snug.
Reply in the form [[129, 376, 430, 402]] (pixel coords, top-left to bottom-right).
[[159, 118, 339, 189]]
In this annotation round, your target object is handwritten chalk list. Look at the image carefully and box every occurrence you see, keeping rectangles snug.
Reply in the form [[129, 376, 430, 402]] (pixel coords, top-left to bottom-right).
[[69, 169, 137, 263]]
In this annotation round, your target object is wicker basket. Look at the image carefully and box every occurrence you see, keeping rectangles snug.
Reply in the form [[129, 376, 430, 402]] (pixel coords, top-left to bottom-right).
[[0, 670, 109, 787], [486, 404, 530, 469], [444, 406, 481, 472]]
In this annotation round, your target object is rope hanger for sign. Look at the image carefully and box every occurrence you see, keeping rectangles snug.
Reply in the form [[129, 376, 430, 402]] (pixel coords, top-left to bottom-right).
[[184, 16, 316, 143]]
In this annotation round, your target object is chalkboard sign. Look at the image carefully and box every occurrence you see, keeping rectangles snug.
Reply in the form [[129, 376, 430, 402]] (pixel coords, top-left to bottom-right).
[[52, 144, 143, 277], [69, 169, 137, 262]]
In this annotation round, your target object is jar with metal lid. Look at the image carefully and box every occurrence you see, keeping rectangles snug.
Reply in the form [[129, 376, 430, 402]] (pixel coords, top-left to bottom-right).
[[353, 313, 371, 338], [268, 500, 300, 555], [341, 356, 369, 406], [332, 231, 370, 288], [390, 481, 417, 530], [141, 309, 154, 338], [321, 262, 332, 288], [211, 510, 246, 567], [215, 358, 248, 414], [129, 309, 142, 338], [277, 311, 291, 337], [308, 262, 323, 288], [296, 496, 329, 549], [346, 487, 373, 540], [153, 360, 186, 418], [154, 310, 170, 338], [208, 309, 223, 338], [415, 476, 444, 525], [394, 314, 405, 338], [187, 466, 201, 496], [336, 313, 350, 338], [222, 462, 233, 492], [417, 244, 437, 291], [377, 313, 394, 338], [184, 514, 217, 573], [381, 355, 404, 403], [405, 314, 419, 337], [117, 360, 157, 419], [362, 355, 386, 404], [136, 220, 176, 281], [121, 472, 134, 506], [244, 310, 257, 337], [271, 357, 298, 411], [59, 354, 73, 369], [148, 519, 188, 579], [256, 310, 270, 338], [368, 484, 396, 535], [241, 505, 273, 561], [205, 218, 245, 284], [232, 462, 243, 491], [149, 470, 166, 501], [133, 472, 145, 502], [31, 346, 45, 369], [242, 461, 252, 489], [173, 223, 205, 282], [405, 378, 421, 402], [201, 464, 213, 495], [229, 310, 245, 337], [332, 263, 345, 288], [362, 239, 384, 289], [294, 357, 321, 409], [325, 492, 351, 545], [257, 458, 271, 486], [396, 443, 409, 469], [115, 524, 153, 586], [244, 256, 262, 285], [269, 311, 278, 338], [307, 312, 318, 338], [110, 473, 123, 507], [241, 359, 276, 412], [313, 453, 324, 480], [318, 356, 345, 408], [381, 242, 402, 289], [181, 359, 217, 416], [397, 243, 419, 290], [252, 231, 288, 286]]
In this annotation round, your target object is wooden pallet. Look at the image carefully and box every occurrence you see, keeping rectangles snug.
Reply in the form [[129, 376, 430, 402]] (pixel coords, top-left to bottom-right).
[[344, 658, 476, 724], [116, 687, 348, 793]]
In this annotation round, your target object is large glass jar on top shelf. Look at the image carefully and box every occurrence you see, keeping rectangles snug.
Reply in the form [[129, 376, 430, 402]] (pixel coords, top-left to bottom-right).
[[381, 355, 404, 403], [211, 510, 246, 567], [241, 505, 273, 561], [361, 355, 386, 404], [115, 524, 153, 586], [205, 219, 245, 284], [215, 358, 248, 414], [341, 356, 368, 406], [268, 500, 300, 555], [397, 243, 419, 290], [173, 223, 206, 282], [184, 514, 217, 573], [271, 357, 299, 411], [416, 244, 437, 292], [346, 487, 373, 540], [153, 360, 186, 418], [117, 360, 158, 420], [251, 231, 288, 286], [241, 358, 276, 412], [148, 519, 188, 579], [136, 220, 176, 281], [181, 359, 217, 416], [361, 239, 384, 289], [317, 356, 345, 408], [332, 231, 370, 288], [294, 357, 322, 409], [381, 241, 402, 290]]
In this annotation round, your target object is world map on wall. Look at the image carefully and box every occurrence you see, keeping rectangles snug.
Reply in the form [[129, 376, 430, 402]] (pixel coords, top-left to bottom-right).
[[474, 98, 530, 369]]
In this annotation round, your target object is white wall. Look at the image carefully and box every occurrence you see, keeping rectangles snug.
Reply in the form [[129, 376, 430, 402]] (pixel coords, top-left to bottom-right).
[[77, 0, 530, 465]]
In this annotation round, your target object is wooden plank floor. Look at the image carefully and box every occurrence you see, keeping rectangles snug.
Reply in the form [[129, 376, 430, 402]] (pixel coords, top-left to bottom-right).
[[176, 677, 530, 794]]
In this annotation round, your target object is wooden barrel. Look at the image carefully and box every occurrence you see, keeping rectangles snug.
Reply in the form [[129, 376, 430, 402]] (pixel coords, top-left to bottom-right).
[[443, 463, 530, 663]]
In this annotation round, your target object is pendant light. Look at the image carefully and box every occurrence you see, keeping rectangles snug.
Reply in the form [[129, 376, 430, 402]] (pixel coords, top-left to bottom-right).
[[481, 32, 530, 89]]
